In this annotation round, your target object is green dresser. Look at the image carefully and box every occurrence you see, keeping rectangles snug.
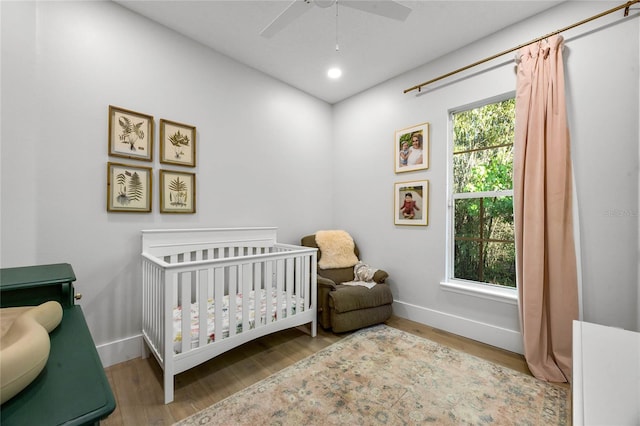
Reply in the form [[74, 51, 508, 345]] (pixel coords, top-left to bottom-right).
[[0, 263, 116, 425]]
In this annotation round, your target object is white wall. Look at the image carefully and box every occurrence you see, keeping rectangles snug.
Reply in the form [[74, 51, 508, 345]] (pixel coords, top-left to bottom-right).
[[1, 1, 334, 364], [566, 2, 638, 333], [333, 1, 639, 350], [0, 1, 39, 263]]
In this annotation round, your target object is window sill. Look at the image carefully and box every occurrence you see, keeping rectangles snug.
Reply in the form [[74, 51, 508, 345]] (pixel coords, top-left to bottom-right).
[[440, 279, 518, 305]]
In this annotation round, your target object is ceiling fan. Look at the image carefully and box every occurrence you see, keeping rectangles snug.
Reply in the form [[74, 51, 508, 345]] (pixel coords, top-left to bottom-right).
[[261, 0, 412, 38]]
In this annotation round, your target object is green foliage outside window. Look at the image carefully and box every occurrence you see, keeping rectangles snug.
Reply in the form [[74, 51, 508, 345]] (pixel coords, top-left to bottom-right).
[[452, 99, 516, 287]]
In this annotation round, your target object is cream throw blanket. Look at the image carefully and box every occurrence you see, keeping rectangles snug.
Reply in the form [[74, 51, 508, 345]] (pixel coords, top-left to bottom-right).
[[316, 230, 359, 269]]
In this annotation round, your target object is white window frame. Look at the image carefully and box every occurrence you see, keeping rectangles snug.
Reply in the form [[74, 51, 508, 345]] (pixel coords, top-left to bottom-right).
[[442, 93, 517, 305]]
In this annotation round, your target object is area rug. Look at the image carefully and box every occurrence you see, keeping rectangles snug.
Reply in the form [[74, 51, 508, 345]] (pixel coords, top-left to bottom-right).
[[175, 325, 569, 425]]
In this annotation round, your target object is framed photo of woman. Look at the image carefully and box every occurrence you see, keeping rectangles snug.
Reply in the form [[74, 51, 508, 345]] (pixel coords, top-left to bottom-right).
[[395, 122, 429, 173]]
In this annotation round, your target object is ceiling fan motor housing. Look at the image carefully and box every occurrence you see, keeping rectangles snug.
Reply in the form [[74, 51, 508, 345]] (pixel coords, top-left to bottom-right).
[[261, 0, 411, 38], [314, 0, 337, 8]]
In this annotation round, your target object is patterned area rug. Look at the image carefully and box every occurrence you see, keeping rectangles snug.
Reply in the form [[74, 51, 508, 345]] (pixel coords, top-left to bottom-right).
[[175, 325, 569, 425]]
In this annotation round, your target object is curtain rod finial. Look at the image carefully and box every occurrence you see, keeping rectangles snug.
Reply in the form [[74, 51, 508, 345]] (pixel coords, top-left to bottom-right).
[[623, 0, 636, 16]]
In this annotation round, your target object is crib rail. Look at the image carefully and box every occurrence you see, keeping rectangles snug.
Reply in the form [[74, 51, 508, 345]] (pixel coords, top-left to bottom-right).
[[141, 238, 317, 403]]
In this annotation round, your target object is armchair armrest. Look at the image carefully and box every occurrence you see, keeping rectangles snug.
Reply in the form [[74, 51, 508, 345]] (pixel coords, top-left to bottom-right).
[[317, 275, 338, 291], [373, 269, 389, 283], [316, 275, 337, 329]]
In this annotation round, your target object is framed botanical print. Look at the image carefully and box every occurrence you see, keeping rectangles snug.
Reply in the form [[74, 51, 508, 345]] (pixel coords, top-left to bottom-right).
[[108, 105, 154, 161], [159, 169, 196, 214], [106, 162, 152, 212], [160, 119, 196, 167], [395, 180, 428, 226], [395, 122, 429, 173]]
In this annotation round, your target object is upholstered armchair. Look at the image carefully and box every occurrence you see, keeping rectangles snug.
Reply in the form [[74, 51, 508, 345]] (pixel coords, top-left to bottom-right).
[[301, 231, 393, 333]]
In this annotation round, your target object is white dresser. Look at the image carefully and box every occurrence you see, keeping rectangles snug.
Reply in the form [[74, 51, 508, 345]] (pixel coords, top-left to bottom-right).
[[572, 320, 640, 425]]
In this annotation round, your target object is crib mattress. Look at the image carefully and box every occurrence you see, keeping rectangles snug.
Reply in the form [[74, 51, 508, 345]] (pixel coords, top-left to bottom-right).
[[173, 289, 297, 353]]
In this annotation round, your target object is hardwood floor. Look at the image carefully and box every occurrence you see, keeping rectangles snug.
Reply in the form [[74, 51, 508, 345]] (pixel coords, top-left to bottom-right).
[[102, 316, 570, 425]]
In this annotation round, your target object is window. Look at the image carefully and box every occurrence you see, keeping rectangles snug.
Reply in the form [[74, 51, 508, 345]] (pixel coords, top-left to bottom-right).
[[449, 97, 516, 289]]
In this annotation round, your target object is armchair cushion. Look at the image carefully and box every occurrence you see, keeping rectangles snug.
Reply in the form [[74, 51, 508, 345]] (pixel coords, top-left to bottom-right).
[[329, 284, 394, 314], [318, 267, 355, 286]]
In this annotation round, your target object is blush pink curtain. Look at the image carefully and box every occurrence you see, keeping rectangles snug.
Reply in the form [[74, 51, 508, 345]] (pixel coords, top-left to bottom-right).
[[514, 35, 579, 383]]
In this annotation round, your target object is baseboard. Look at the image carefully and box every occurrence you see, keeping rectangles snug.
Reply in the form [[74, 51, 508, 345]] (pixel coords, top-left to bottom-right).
[[96, 334, 145, 368], [392, 300, 524, 354], [96, 302, 523, 367]]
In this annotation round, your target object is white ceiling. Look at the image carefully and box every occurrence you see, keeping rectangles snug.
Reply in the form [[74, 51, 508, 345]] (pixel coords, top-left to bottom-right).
[[115, 0, 564, 104]]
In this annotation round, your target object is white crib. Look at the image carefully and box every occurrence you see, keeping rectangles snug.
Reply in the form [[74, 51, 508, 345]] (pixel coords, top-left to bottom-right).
[[141, 227, 317, 404]]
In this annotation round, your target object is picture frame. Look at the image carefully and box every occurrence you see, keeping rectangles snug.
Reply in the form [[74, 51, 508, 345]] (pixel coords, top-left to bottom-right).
[[159, 169, 196, 214], [160, 119, 196, 167], [106, 162, 152, 213], [108, 105, 154, 161], [395, 122, 429, 173], [395, 180, 429, 226]]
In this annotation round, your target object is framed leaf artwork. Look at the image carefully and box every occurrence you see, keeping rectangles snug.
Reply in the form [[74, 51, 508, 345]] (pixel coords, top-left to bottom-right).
[[160, 119, 196, 167], [108, 105, 154, 161], [106, 162, 152, 212], [159, 169, 196, 214]]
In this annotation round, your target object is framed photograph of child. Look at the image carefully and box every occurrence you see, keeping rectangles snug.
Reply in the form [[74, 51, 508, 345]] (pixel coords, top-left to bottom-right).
[[159, 119, 196, 167], [395, 122, 429, 173], [106, 162, 152, 213], [108, 105, 154, 161], [395, 180, 428, 226], [159, 169, 196, 214]]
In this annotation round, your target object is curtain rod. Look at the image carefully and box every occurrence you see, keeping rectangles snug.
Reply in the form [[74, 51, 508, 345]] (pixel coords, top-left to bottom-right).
[[404, 0, 639, 94]]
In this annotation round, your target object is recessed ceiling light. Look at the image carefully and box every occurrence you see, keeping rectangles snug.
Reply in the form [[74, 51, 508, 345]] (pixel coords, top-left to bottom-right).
[[327, 67, 342, 79]]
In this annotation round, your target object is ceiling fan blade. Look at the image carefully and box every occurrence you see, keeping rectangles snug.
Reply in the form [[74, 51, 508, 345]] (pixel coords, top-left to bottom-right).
[[261, 0, 315, 38], [340, 0, 411, 21]]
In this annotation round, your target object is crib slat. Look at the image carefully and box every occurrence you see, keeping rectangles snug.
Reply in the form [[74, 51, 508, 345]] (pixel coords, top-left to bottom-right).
[[265, 261, 273, 325], [229, 264, 242, 337], [198, 268, 208, 347], [299, 255, 306, 311], [146, 262, 152, 343], [213, 267, 224, 342], [229, 262, 242, 337], [165, 270, 177, 403], [295, 256, 302, 313], [251, 263, 257, 327], [149, 263, 154, 342], [205, 267, 214, 341], [159, 266, 165, 356], [275, 259, 284, 321], [180, 271, 191, 354], [253, 261, 261, 294], [304, 255, 311, 311], [285, 258, 294, 318], [242, 263, 251, 334], [228, 265, 237, 337]]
